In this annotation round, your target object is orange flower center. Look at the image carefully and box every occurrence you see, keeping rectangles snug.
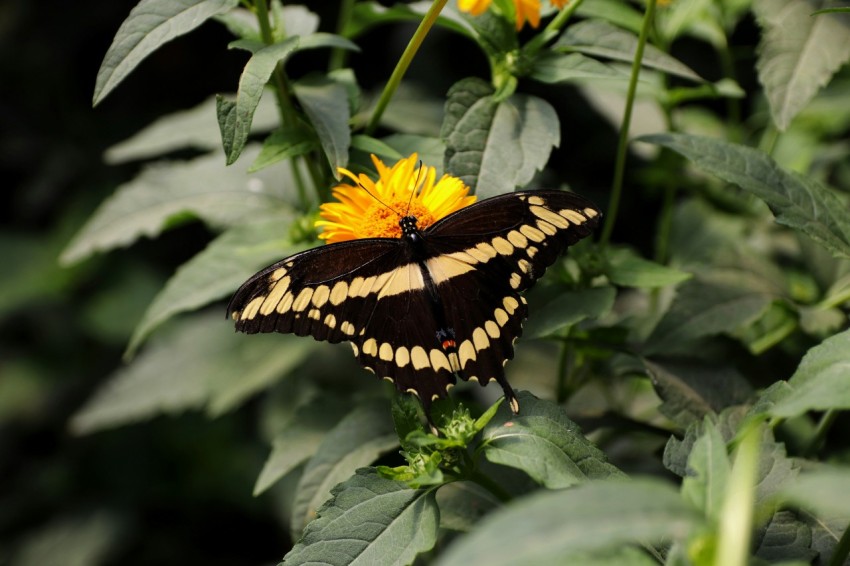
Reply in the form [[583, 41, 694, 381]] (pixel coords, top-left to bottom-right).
[[360, 198, 436, 239]]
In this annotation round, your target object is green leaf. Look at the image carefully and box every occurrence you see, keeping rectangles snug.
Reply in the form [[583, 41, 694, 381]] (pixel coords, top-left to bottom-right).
[[481, 391, 624, 488], [284, 469, 439, 566], [524, 286, 616, 339], [93, 0, 239, 105], [643, 133, 850, 259], [575, 0, 644, 33], [217, 37, 300, 164], [105, 95, 279, 163], [645, 276, 773, 355], [11, 512, 121, 566], [768, 328, 850, 418], [381, 135, 445, 172], [754, 0, 850, 131], [249, 127, 317, 172], [254, 397, 350, 495], [70, 311, 316, 434], [435, 479, 702, 566], [779, 468, 850, 519], [293, 77, 352, 178], [604, 248, 692, 288], [681, 417, 731, 521], [60, 145, 287, 266], [291, 401, 398, 535], [435, 481, 500, 532], [755, 511, 817, 564], [443, 78, 559, 198], [530, 51, 626, 85], [645, 360, 754, 429], [126, 212, 303, 356], [554, 19, 704, 83]]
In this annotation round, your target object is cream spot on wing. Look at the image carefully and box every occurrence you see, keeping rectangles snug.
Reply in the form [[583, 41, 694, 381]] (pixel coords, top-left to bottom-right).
[[308, 309, 321, 320], [311, 285, 330, 308], [584, 207, 599, 218], [491, 237, 514, 256], [383, 376, 394, 383], [429, 349, 451, 372], [448, 352, 461, 372], [406, 388, 420, 398], [324, 313, 337, 328], [530, 205, 570, 229], [537, 219, 558, 236], [485, 320, 500, 338], [340, 321, 356, 336], [507, 230, 528, 248], [520, 296, 527, 305], [467, 375, 480, 383], [241, 296, 264, 320], [395, 346, 410, 368], [276, 291, 294, 314], [527, 246, 539, 258], [363, 338, 378, 356], [520, 224, 546, 243], [509, 272, 522, 289], [330, 281, 348, 305], [458, 340, 476, 368], [472, 327, 490, 351], [475, 242, 499, 259], [348, 277, 365, 297], [410, 346, 430, 370], [503, 296, 520, 314], [377, 263, 425, 299], [560, 209, 586, 224], [494, 308, 509, 326], [351, 342, 359, 356], [518, 259, 531, 274], [260, 276, 291, 315], [292, 288, 314, 312], [379, 342, 394, 362], [528, 195, 545, 206], [427, 255, 476, 285], [270, 268, 287, 282], [467, 246, 492, 263]]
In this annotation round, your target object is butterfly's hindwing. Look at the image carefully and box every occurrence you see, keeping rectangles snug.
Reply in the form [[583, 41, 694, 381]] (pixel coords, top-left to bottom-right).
[[229, 189, 601, 413]]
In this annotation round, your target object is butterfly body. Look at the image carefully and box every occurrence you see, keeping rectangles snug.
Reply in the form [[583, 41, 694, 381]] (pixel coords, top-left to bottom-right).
[[229, 190, 601, 415]]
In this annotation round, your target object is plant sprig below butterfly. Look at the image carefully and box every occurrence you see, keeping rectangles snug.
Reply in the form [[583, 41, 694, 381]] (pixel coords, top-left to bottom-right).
[[228, 153, 602, 425]]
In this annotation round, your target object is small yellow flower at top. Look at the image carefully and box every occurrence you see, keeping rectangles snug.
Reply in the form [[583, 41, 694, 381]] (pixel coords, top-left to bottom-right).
[[458, 0, 570, 30], [315, 154, 476, 244]]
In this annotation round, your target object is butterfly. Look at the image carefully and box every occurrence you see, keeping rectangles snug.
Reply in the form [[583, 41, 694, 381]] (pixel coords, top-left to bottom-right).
[[228, 189, 601, 417]]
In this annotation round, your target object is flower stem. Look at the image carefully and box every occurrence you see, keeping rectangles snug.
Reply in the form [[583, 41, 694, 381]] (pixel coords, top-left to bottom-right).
[[524, 0, 585, 56], [599, 0, 656, 247], [803, 409, 839, 458], [329, 0, 357, 71], [365, 0, 448, 135]]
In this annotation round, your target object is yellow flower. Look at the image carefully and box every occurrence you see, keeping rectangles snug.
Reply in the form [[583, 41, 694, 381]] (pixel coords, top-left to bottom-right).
[[458, 0, 570, 30], [315, 154, 476, 244]]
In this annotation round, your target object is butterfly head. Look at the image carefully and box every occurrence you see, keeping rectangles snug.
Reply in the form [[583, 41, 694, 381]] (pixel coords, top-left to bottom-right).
[[399, 215, 419, 237]]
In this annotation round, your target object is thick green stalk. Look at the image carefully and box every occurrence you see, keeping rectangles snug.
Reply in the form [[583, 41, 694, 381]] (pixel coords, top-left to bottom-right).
[[523, 0, 585, 56], [803, 409, 839, 458], [253, 0, 314, 207], [329, 0, 357, 71], [599, 0, 657, 246], [715, 422, 760, 566], [365, 0, 448, 135]]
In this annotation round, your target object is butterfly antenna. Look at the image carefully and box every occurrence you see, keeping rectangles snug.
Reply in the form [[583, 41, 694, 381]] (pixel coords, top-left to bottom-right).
[[405, 160, 425, 216], [356, 180, 405, 217]]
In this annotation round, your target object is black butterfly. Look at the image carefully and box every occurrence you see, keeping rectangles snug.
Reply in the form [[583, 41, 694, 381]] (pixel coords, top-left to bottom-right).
[[228, 189, 601, 416]]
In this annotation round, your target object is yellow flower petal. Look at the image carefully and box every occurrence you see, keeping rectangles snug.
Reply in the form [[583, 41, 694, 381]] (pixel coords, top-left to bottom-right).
[[315, 154, 476, 244]]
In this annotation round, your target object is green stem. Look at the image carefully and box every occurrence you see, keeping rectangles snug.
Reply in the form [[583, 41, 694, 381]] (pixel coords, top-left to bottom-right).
[[803, 409, 839, 458], [599, 0, 657, 247], [715, 422, 760, 566], [828, 519, 850, 566], [524, 0, 585, 56], [329, 0, 357, 71], [365, 0, 448, 135], [556, 334, 574, 404]]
